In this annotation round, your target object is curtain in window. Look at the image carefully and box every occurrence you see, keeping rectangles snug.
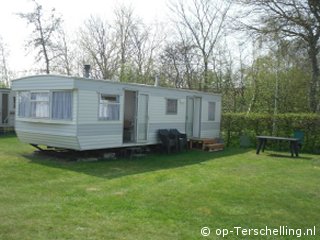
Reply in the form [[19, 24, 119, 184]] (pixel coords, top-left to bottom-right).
[[30, 93, 49, 118], [18, 92, 30, 117], [99, 103, 119, 120], [52, 91, 72, 120]]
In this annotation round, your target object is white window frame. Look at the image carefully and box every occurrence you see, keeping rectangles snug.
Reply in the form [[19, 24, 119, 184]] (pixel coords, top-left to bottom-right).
[[166, 98, 178, 115], [30, 92, 50, 119], [208, 102, 216, 121], [17, 90, 73, 121], [99, 94, 120, 121]]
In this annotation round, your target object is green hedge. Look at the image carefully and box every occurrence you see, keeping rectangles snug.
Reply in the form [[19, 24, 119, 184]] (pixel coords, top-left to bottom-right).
[[221, 113, 320, 153]]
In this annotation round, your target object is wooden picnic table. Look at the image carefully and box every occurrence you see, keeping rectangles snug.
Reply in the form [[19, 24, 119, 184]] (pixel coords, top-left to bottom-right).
[[256, 136, 300, 157]]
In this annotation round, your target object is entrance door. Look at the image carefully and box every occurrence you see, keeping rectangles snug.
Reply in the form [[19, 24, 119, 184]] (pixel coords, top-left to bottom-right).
[[2, 94, 8, 124], [123, 91, 137, 143], [137, 94, 149, 142]]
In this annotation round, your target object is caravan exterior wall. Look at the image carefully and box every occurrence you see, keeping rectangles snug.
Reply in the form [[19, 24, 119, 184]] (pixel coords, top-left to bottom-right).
[[12, 75, 221, 150]]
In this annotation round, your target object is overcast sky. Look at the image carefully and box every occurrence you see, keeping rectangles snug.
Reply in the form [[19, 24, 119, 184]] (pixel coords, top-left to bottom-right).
[[0, 0, 168, 73]]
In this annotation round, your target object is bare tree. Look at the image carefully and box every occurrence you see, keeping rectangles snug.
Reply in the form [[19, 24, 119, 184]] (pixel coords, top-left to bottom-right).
[[160, 40, 200, 89], [79, 16, 118, 79], [130, 21, 164, 84], [114, 5, 135, 81], [238, 0, 320, 112], [51, 29, 74, 75], [170, 0, 231, 91], [0, 37, 9, 86], [17, 0, 61, 74]]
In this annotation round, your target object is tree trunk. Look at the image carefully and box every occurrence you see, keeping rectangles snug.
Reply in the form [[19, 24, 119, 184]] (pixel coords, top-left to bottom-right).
[[308, 44, 319, 112], [203, 61, 209, 92]]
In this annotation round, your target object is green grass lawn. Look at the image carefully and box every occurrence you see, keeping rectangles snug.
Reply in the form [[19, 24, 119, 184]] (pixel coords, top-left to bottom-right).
[[0, 135, 319, 239]]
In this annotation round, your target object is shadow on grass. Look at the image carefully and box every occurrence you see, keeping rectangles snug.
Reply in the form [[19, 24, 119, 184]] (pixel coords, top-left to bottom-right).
[[24, 148, 252, 179], [266, 153, 313, 160]]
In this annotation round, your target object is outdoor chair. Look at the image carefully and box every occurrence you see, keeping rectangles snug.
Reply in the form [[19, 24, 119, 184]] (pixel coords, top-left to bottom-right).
[[293, 130, 304, 150], [158, 129, 178, 153], [169, 129, 188, 151]]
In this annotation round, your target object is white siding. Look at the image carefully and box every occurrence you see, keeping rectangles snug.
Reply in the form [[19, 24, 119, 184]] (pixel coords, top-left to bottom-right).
[[17, 131, 80, 150], [77, 90, 99, 124], [77, 135, 122, 150], [15, 121, 77, 136], [12, 75, 74, 90], [148, 96, 186, 124]]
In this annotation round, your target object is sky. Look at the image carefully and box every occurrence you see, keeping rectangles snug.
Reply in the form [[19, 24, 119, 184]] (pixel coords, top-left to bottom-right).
[[0, 0, 168, 74]]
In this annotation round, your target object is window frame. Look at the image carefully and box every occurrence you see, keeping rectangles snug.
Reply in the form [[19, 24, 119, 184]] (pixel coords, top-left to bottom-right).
[[98, 93, 120, 121], [166, 98, 178, 115], [208, 101, 216, 121], [30, 92, 50, 119], [17, 90, 73, 121]]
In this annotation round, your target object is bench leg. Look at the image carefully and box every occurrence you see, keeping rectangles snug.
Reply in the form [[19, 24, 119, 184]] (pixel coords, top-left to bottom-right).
[[256, 139, 263, 154], [290, 142, 294, 157], [293, 141, 299, 157]]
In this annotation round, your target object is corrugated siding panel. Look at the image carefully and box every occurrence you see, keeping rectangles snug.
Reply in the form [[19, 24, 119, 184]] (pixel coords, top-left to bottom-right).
[[200, 130, 220, 139], [17, 131, 80, 150], [15, 121, 77, 136], [77, 90, 98, 124], [12, 76, 74, 90], [77, 123, 122, 136], [77, 135, 122, 150]]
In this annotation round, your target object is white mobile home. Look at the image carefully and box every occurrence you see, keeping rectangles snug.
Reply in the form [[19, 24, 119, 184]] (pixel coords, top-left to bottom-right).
[[12, 75, 221, 150], [0, 88, 15, 128]]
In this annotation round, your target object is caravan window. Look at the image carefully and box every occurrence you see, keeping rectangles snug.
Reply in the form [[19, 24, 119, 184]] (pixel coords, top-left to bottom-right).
[[99, 94, 120, 120], [166, 99, 178, 115], [30, 92, 49, 118], [17, 90, 73, 120], [208, 102, 216, 121], [18, 92, 30, 117], [52, 91, 72, 120]]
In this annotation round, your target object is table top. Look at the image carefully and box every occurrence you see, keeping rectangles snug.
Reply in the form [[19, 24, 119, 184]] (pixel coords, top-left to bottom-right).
[[256, 136, 299, 141]]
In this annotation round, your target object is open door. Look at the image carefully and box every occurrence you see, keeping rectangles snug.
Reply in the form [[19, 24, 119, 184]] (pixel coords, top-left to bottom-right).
[[137, 94, 149, 142], [123, 90, 137, 143], [186, 96, 201, 138], [1, 93, 8, 124]]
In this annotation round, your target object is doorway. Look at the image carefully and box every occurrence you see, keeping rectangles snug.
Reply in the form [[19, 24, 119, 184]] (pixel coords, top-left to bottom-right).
[[1, 93, 8, 124], [123, 90, 137, 143]]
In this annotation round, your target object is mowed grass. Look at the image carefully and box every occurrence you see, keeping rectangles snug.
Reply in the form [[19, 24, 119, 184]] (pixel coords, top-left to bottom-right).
[[0, 135, 320, 240]]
